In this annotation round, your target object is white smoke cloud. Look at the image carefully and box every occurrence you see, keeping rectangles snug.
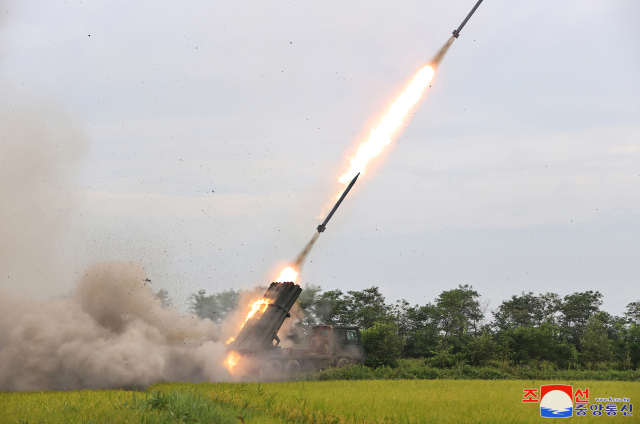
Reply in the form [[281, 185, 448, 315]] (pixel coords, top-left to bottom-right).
[[0, 4, 235, 390], [0, 261, 231, 391]]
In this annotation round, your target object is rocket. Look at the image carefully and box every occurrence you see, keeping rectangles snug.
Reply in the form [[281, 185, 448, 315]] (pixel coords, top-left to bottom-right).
[[317, 172, 359, 233], [452, 0, 484, 38]]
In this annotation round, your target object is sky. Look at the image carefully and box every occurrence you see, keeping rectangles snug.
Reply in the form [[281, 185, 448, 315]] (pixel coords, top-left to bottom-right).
[[1, 0, 639, 316]]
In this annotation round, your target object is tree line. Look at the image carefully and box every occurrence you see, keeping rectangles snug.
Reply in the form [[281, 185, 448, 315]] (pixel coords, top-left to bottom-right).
[[187, 285, 640, 371]]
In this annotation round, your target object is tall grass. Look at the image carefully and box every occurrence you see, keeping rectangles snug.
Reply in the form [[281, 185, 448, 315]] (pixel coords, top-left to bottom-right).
[[0, 389, 284, 424], [150, 380, 640, 424], [2, 378, 638, 423]]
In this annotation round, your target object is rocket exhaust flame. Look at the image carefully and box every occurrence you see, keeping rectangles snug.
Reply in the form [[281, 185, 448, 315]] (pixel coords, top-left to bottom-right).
[[272, 38, 458, 283], [224, 37, 459, 374], [276, 266, 298, 282], [337, 37, 456, 187], [338, 65, 435, 184]]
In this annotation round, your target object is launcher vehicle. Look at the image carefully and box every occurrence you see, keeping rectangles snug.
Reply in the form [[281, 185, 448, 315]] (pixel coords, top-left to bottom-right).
[[228, 282, 365, 374]]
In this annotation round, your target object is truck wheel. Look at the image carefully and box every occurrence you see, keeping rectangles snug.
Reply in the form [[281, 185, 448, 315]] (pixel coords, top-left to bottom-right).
[[337, 357, 351, 368], [285, 359, 301, 373], [265, 360, 283, 375]]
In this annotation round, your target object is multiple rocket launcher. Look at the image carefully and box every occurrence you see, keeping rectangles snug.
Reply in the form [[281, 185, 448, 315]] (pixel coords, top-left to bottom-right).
[[228, 0, 485, 356]]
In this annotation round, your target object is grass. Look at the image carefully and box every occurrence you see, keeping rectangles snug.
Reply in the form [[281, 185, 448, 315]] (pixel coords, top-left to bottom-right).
[[297, 359, 640, 382], [0, 388, 285, 424], [151, 380, 639, 423], [1, 379, 638, 423]]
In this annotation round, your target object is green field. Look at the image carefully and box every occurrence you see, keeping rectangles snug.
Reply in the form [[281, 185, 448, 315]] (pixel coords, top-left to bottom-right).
[[1, 380, 638, 423]]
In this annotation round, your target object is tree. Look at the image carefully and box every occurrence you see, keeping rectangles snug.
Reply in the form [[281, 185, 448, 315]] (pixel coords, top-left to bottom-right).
[[624, 301, 640, 324], [465, 331, 496, 366], [314, 289, 346, 325], [296, 284, 324, 327], [580, 314, 612, 369], [362, 322, 406, 368], [559, 291, 603, 347], [497, 323, 576, 368], [154, 289, 172, 308], [432, 285, 483, 350], [188, 289, 239, 322], [393, 300, 439, 357], [314, 287, 392, 330], [492, 292, 560, 331]]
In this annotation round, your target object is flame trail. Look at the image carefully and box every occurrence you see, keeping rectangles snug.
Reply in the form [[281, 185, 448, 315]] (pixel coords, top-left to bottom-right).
[[224, 39, 456, 373], [338, 37, 454, 185]]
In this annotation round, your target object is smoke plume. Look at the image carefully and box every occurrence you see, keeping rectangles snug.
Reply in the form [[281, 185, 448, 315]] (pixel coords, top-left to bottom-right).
[[0, 262, 230, 391], [293, 232, 320, 270], [431, 36, 455, 67]]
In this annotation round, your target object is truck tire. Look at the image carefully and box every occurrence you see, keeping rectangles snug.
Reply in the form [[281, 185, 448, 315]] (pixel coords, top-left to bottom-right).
[[285, 359, 301, 373], [337, 357, 351, 368], [265, 360, 283, 375]]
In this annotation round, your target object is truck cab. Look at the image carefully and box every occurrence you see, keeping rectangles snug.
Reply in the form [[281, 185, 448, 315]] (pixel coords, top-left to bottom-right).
[[307, 325, 365, 367]]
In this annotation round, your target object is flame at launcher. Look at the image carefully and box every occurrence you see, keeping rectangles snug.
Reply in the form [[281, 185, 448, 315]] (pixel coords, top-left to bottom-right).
[[223, 351, 241, 373], [275, 266, 298, 282], [225, 298, 270, 344]]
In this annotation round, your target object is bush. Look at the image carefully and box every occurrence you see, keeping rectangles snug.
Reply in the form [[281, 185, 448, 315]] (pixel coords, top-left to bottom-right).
[[362, 322, 406, 368]]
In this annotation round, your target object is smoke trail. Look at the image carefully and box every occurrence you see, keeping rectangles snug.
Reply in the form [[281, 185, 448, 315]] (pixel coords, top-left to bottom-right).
[[293, 232, 320, 270], [431, 36, 456, 67]]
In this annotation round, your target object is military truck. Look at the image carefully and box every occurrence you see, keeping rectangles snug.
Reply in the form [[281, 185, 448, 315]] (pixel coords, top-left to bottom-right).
[[229, 282, 365, 374]]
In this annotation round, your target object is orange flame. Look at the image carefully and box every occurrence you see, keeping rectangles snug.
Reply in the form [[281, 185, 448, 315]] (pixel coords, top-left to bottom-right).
[[246, 298, 270, 321], [223, 351, 241, 373], [338, 65, 435, 184], [225, 298, 270, 345], [275, 266, 298, 282]]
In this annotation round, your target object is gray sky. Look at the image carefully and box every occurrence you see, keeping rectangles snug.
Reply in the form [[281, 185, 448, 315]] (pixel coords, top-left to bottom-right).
[[1, 0, 639, 315]]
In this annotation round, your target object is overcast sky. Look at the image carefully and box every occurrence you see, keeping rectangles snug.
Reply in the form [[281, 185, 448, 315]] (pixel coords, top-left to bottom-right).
[[1, 0, 639, 316]]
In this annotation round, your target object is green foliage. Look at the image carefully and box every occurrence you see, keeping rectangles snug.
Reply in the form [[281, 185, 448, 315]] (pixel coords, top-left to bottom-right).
[[295, 284, 323, 327], [188, 289, 240, 322], [558, 290, 603, 346], [314, 287, 393, 329], [186, 282, 640, 372], [300, 359, 640, 382], [425, 340, 466, 369], [361, 322, 405, 368], [581, 314, 612, 369], [497, 323, 576, 368], [465, 331, 496, 366], [492, 292, 560, 330], [624, 301, 640, 324], [433, 285, 484, 347]]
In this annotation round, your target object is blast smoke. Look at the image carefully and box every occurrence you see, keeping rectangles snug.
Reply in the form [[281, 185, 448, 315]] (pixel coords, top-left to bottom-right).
[[0, 262, 232, 391], [0, 15, 235, 388]]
